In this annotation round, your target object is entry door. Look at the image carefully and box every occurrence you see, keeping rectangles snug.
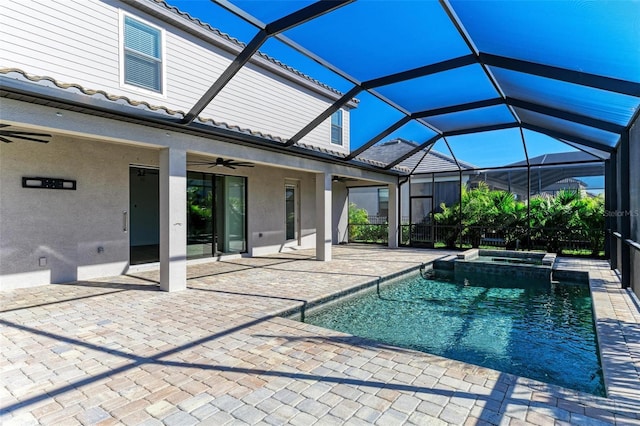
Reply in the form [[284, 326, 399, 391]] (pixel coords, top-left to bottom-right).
[[129, 166, 159, 264]]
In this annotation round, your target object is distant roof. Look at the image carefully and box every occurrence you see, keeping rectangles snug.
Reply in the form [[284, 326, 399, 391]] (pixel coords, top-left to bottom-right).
[[509, 151, 603, 166], [479, 155, 604, 192], [359, 138, 476, 173]]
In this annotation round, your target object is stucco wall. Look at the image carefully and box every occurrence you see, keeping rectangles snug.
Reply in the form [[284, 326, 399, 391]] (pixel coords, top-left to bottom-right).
[[332, 182, 349, 244], [0, 134, 332, 289], [243, 168, 317, 256], [0, 136, 157, 289]]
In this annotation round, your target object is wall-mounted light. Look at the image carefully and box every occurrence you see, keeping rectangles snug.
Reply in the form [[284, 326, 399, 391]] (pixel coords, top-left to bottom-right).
[[55, 112, 63, 117], [22, 177, 76, 190]]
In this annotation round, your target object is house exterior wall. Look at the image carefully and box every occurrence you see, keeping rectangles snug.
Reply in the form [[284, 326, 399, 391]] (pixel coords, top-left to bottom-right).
[[0, 136, 155, 289], [332, 182, 349, 244], [0, 129, 323, 290], [0, 98, 396, 290], [0, 0, 350, 153]]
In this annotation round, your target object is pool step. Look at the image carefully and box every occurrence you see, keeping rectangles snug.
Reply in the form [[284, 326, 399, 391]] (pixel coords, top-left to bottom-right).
[[433, 255, 457, 271], [551, 267, 589, 283]]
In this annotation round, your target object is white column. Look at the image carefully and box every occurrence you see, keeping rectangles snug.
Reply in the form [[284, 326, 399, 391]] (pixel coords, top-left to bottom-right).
[[315, 172, 332, 261], [159, 147, 187, 292], [388, 183, 399, 248]]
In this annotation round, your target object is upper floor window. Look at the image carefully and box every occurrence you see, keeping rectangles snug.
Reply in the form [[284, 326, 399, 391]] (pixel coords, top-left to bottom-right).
[[331, 110, 343, 145], [122, 15, 163, 93]]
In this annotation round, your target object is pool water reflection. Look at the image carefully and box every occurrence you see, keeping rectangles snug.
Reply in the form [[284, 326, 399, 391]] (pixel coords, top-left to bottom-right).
[[301, 272, 605, 396]]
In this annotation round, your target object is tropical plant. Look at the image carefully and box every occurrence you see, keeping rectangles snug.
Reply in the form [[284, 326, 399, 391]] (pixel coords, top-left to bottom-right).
[[433, 201, 461, 249], [529, 190, 581, 253], [571, 194, 605, 256], [433, 185, 604, 256], [348, 203, 370, 241]]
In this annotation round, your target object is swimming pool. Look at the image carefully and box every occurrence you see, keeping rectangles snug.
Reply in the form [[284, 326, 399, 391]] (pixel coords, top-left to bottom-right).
[[301, 271, 605, 396]]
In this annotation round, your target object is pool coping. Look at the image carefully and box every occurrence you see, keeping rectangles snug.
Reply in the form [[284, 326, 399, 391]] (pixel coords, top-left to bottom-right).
[[276, 260, 438, 322], [274, 255, 640, 403], [590, 274, 640, 400]]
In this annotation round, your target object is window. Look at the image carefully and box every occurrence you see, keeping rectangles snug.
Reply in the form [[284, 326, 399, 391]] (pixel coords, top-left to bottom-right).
[[378, 188, 389, 218], [122, 15, 163, 93], [285, 183, 298, 241], [331, 110, 343, 145]]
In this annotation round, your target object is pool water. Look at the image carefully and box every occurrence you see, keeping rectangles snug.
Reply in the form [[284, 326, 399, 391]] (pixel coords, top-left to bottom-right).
[[303, 272, 605, 396]]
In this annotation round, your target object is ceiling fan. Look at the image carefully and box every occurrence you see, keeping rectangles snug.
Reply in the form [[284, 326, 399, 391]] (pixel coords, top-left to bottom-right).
[[0, 124, 51, 144], [188, 157, 254, 170]]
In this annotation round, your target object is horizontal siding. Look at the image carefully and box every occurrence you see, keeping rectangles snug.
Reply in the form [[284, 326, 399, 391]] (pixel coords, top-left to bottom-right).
[[163, 29, 232, 112], [210, 62, 330, 140], [0, 0, 351, 151], [0, 0, 121, 91]]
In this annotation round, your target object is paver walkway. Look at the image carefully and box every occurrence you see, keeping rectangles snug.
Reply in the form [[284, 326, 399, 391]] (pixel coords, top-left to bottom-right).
[[1, 246, 639, 425]]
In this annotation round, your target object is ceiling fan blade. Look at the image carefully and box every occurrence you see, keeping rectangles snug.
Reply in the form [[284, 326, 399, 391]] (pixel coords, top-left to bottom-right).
[[2, 130, 52, 137], [187, 161, 213, 165], [4, 135, 50, 143], [0, 136, 13, 143], [0, 125, 51, 143], [227, 165, 237, 169]]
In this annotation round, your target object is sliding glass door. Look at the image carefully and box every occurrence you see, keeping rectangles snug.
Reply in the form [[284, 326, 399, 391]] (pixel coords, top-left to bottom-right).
[[187, 172, 246, 258]]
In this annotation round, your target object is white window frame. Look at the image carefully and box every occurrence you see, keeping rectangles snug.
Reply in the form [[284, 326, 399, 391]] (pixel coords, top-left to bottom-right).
[[331, 109, 343, 146], [119, 10, 167, 97]]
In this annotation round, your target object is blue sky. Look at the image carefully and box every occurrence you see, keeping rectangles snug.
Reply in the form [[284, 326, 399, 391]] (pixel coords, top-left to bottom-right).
[[167, 0, 610, 188]]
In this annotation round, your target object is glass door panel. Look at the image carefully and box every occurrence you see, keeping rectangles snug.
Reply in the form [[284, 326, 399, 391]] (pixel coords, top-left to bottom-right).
[[188, 172, 247, 258], [187, 171, 214, 258], [285, 184, 297, 241], [224, 176, 246, 253]]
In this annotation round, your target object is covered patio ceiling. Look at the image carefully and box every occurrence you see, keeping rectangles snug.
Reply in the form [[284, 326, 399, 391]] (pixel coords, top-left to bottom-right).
[[172, 0, 640, 174]]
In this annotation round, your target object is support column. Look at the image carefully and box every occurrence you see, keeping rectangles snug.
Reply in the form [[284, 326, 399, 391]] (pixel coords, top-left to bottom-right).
[[604, 158, 613, 260], [315, 172, 332, 261], [388, 183, 398, 248], [160, 147, 187, 292], [620, 134, 631, 288]]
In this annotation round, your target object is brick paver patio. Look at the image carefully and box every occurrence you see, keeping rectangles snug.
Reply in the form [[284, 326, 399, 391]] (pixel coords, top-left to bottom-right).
[[1, 246, 639, 425]]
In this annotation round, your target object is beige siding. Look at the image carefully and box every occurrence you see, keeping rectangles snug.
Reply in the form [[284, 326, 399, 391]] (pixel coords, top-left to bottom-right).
[[0, 0, 350, 152]]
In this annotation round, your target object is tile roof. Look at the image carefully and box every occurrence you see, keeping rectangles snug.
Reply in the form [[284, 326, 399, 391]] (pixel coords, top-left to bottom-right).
[[358, 138, 476, 174], [0, 67, 407, 173]]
